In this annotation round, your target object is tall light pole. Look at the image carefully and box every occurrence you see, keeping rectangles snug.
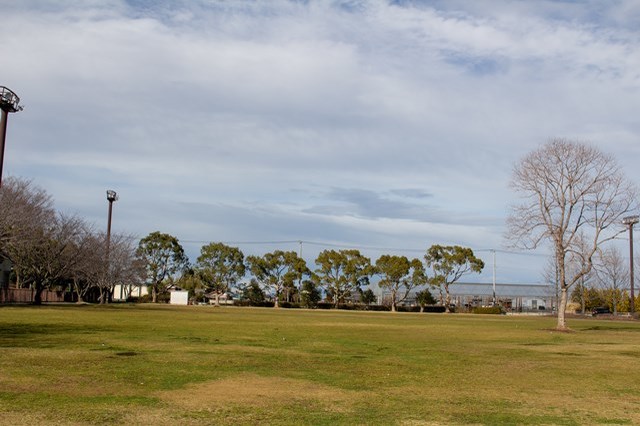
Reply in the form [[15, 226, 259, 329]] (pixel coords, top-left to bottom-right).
[[491, 249, 497, 306], [106, 190, 118, 303], [106, 190, 118, 251], [0, 86, 23, 187], [623, 215, 639, 315]]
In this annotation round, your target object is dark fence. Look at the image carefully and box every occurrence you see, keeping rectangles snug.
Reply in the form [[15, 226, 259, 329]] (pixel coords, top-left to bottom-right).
[[0, 287, 65, 304]]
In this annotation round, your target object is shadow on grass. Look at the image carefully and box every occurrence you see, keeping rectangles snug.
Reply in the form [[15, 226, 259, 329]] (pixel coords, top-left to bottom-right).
[[0, 323, 114, 348]]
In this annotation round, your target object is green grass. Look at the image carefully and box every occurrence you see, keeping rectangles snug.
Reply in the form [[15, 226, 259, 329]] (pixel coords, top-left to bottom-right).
[[1, 305, 640, 425]]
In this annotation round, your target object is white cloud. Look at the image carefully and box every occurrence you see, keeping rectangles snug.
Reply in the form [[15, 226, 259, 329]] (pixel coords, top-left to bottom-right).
[[1, 0, 638, 283]]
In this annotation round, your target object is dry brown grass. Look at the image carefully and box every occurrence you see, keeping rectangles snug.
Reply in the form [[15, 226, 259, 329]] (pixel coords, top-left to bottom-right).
[[160, 373, 372, 412]]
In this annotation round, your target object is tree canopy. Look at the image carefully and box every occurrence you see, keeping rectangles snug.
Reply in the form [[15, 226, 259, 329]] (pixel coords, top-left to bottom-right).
[[246, 250, 308, 308], [315, 249, 373, 307], [376, 255, 426, 312], [137, 231, 188, 303], [424, 244, 484, 313], [195, 242, 245, 306]]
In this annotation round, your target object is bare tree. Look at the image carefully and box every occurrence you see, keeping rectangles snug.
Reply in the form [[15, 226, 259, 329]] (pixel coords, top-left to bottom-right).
[[541, 255, 559, 312], [0, 177, 54, 267], [105, 233, 145, 302], [12, 213, 91, 304], [567, 232, 595, 314], [595, 247, 628, 315], [68, 229, 105, 303], [507, 139, 637, 329]]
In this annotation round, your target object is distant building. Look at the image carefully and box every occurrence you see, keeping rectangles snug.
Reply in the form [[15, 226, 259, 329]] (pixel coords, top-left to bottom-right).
[[113, 284, 148, 301], [170, 289, 189, 305], [379, 282, 555, 312]]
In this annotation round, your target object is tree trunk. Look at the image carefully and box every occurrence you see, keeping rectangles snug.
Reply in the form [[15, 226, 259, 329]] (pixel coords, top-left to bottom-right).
[[444, 284, 451, 313], [73, 280, 85, 303], [420, 306, 424, 313], [152, 285, 158, 303], [391, 289, 397, 312], [556, 244, 568, 330], [557, 287, 568, 330], [33, 284, 43, 305], [214, 292, 220, 307]]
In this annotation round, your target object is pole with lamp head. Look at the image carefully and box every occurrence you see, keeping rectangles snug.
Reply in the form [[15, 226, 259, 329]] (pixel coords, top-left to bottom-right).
[[105, 190, 118, 302], [0, 86, 23, 188]]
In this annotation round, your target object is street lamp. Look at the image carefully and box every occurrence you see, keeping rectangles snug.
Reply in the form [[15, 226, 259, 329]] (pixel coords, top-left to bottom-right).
[[106, 190, 118, 250], [105, 190, 118, 302], [0, 86, 23, 187], [623, 215, 639, 314]]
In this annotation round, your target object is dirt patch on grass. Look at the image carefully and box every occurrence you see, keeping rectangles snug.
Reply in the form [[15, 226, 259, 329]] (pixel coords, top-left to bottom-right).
[[160, 373, 370, 413]]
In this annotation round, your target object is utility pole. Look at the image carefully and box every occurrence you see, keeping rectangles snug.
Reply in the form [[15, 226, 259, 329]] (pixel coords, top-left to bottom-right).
[[491, 249, 496, 306], [298, 240, 303, 302]]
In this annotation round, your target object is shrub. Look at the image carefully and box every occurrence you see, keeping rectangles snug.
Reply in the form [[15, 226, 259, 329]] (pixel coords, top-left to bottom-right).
[[316, 302, 333, 310], [421, 305, 447, 313], [471, 306, 505, 315], [397, 306, 421, 313]]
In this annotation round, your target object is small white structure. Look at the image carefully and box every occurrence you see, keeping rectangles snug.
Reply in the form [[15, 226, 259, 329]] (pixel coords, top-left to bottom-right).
[[113, 284, 148, 301], [170, 290, 189, 305]]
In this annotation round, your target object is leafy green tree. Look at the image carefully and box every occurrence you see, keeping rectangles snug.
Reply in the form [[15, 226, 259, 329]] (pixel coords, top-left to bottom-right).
[[246, 250, 308, 308], [315, 249, 373, 307], [300, 279, 321, 308], [360, 288, 377, 306], [376, 255, 427, 312], [571, 286, 606, 312], [415, 289, 436, 312], [176, 268, 206, 303], [137, 231, 188, 303], [241, 279, 265, 305], [195, 242, 245, 306], [424, 245, 484, 313]]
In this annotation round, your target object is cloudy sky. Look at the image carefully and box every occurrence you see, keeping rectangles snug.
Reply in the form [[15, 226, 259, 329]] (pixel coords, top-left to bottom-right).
[[2, 0, 639, 284]]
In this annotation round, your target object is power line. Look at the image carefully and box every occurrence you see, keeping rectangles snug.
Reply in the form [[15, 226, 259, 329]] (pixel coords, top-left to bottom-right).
[[97, 232, 551, 259]]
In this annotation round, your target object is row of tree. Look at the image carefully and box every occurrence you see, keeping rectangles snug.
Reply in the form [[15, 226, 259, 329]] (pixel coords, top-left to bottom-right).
[[138, 231, 485, 311], [2, 138, 638, 327], [561, 245, 639, 314], [0, 177, 485, 308]]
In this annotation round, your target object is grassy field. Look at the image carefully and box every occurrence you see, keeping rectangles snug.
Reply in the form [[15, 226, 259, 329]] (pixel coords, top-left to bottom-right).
[[1, 305, 640, 425]]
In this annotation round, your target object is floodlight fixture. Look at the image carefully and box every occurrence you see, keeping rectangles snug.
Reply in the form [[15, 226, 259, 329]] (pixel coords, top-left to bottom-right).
[[106, 189, 118, 203]]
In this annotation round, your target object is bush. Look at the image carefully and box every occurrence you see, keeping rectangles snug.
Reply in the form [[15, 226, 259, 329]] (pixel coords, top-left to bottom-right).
[[232, 300, 275, 308], [368, 304, 390, 312], [137, 293, 169, 303], [316, 302, 334, 310], [280, 302, 300, 309], [397, 306, 421, 313], [471, 306, 505, 315], [417, 305, 447, 313]]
